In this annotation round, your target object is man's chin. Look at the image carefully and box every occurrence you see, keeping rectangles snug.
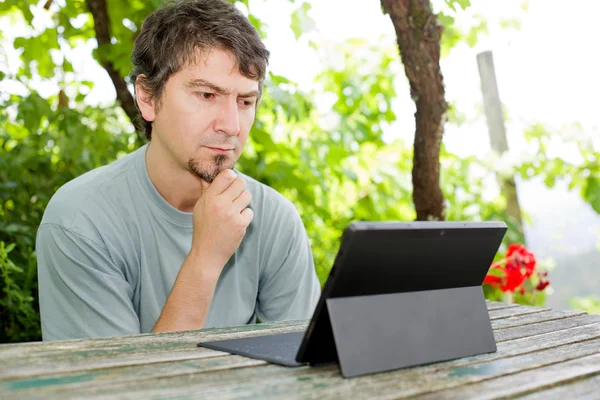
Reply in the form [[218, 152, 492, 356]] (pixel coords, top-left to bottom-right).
[[187, 156, 234, 183]]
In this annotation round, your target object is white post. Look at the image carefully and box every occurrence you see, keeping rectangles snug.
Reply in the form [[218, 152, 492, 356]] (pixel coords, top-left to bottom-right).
[[477, 51, 524, 238]]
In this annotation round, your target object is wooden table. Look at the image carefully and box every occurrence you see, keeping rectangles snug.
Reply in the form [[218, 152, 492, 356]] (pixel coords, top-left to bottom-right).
[[1, 301, 599, 399]]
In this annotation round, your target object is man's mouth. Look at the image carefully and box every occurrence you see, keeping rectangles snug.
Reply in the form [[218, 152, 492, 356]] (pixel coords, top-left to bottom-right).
[[204, 146, 234, 153]]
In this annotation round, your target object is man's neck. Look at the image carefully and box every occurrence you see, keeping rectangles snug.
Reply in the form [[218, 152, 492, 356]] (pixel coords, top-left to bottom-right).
[[145, 141, 206, 213]]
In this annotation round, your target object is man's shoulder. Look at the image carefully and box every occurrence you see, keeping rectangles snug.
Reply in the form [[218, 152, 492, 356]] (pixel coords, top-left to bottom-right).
[[40, 149, 140, 232]]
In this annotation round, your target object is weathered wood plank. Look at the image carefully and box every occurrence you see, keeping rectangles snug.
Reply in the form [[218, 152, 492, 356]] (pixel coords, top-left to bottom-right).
[[515, 372, 600, 400], [485, 301, 520, 311], [493, 314, 600, 342], [491, 309, 585, 330], [0, 319, 309, 360], [0, 355, 267, 398], [234, 336, 600, 400], [0, 323, 308, 381], [0, 307, 593, 383], [6, 321, 600, 399], [488, 305, 548, 320], [33, 332, 600, 399], [414, 352, 600, 400], [0, 302, 590, 400], [0, 303, 550, 380]]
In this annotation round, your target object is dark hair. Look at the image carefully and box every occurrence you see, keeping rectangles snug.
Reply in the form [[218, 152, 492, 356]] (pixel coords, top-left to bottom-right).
[[130, 0, 270, 140]]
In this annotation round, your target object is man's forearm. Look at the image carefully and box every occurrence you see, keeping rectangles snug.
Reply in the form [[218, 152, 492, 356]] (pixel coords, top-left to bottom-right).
[[152, 249, 222, 333]]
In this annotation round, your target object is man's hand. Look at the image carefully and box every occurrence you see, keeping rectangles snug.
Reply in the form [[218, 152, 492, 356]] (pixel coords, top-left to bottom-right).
[[191, 169, 253, 271]]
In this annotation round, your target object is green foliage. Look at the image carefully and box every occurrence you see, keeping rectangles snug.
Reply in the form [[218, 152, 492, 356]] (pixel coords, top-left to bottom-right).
[[0, 240, 39, 342], [0, 84, 136, 341], [518, 123, 600, 214], [569, 296, 600, 315]]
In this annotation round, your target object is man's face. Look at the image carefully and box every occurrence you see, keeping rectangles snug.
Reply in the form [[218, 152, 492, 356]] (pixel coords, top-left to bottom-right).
[[145, 48, 260, 183]]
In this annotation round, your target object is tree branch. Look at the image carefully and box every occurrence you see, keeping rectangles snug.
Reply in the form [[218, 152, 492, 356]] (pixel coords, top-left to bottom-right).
[[85, 0, 145, 144], [381, 0, 447, 220]]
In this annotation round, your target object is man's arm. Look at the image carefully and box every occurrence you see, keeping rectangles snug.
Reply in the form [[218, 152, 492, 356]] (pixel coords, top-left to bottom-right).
[[37, 224, 140, 340], [150, 248, 221, 332], [256, 206, 321, 322]]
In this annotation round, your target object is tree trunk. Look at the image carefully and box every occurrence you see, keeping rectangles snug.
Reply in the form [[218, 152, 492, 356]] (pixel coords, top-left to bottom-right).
[[381, 0, 447, 221], [85, 0, 146, 145]]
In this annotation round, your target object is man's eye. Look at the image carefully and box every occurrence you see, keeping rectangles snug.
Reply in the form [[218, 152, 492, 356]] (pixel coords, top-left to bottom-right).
[[199, 92, 215, 100]]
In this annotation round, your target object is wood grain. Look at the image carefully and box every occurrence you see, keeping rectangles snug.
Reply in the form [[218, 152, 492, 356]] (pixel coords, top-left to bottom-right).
[[1, 302, 536, 380], [0, 319, 308, 361], [4, 322, 599, 399], [1, 302, 597, 400], [493, 314, 600, 342], [0, 355, 267, 398], [515, 372, 600, 400], [0, 322, 307, 380], [414, 352, 600, 400], [491, 309, 584, 330], [485, 301, 520, 311], [31, 329, 600, 399], [0, 306, 583, 381], [488, 305, 548, 320]]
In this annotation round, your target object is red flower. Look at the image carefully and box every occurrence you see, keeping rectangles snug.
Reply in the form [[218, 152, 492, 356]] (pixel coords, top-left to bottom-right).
[[500, 263, 526, 292], [506, 244, 536, 278], [484, 274, 502, 287], [484, 244, 548, 295]]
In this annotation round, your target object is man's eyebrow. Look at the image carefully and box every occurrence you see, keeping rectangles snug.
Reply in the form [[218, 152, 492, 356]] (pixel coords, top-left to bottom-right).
[[185, 78, 259, 98], [184, 79, 230, 95], [238, 90, 260, 98]]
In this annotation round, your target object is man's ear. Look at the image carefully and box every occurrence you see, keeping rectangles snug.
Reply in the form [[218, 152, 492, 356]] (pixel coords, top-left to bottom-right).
[[135, 74, 156, 123]]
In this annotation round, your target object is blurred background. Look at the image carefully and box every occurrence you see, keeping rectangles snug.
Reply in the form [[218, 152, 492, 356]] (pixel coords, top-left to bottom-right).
[[0, 0, 598, 343]]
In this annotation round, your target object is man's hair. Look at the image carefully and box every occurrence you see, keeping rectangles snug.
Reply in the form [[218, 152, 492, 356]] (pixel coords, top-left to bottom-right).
[[130, 0, 270, 140]]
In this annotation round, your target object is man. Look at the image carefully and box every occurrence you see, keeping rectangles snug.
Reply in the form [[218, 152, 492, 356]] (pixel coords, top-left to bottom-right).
[[36, 0, 321, 341]]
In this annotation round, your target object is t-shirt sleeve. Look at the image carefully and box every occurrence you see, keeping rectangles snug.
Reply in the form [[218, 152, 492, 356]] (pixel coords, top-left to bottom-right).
[[36, 223, 140, 341], [256, 205, 321, 322]]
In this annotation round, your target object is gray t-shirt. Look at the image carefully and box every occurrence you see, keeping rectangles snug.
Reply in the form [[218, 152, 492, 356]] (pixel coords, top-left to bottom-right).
[[36, 144, 321, 341]]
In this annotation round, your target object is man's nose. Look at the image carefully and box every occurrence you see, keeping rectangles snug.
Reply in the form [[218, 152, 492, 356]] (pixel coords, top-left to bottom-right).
[[214, 97, 240, 136]]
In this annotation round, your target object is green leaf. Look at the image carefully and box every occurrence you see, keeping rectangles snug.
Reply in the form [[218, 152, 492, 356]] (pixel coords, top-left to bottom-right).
[[465, 15, 488, 48], [454, 0, 471, 10], [437, 13, 455, 28], [445, 0, 471, 11], [63, 59, 74, 73], [248, 14, 267, 38], [290, 2, 316, 40], [13, 29, 60, 78], [583, 177, 600, 214], [444, 0, 457, 12], [499, 18, 522, 30]]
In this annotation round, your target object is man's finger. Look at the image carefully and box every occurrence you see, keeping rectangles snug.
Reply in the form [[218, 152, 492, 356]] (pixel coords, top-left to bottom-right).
[[204, 169, 237, 196], [233, 190, 252, 213], [240, 207, 254, 226], [221, 176, 246, 202]]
